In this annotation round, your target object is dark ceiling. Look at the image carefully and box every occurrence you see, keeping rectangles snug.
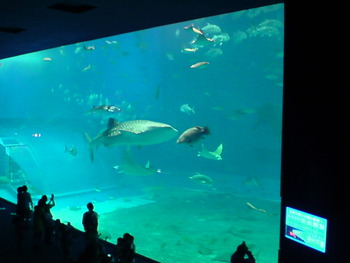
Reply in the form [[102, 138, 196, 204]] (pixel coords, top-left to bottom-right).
[[0, 0, 282, 60]]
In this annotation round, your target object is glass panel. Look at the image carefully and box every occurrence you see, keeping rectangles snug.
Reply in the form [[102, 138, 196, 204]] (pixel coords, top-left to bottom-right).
[[0, 3, 284, 263]]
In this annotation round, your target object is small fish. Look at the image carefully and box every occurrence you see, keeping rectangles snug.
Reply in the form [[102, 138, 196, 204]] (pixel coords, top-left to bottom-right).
[[190, 62, 209, 69], [189, 172, 213, 186], [197, 143, 223, 160], [180, 104, 195, 115], [84, 45, 95, 50], [82, 64, 92, 71], [181, 48, 198, 53], [43, 57, 53, 61], [105, 40, 118, 44], [65, 145, 77, 156], [246, 202, 270, 215], [88, 105, 122, 114], [177, 126, 210, 146]]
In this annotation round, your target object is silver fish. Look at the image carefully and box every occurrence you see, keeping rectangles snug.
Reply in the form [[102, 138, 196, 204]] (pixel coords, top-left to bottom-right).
[[86, 118, 178, 161]]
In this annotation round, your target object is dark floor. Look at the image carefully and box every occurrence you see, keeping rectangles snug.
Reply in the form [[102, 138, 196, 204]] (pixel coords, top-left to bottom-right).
[[0, 197, 159, 263]]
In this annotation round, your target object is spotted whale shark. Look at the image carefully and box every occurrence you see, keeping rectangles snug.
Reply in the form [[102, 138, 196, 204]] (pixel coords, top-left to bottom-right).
[[86, 118, 178, 161]]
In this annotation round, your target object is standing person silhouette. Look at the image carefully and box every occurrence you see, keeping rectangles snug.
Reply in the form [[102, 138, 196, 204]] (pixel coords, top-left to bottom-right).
[[16, 185, 33, 225], [40, 194, 55, 245], [82, 202, 99, 245]]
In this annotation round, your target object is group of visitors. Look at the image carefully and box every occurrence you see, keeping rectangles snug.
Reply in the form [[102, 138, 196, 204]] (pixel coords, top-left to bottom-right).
[[13, 186, 136, 263], [13, 185, 255, 263]]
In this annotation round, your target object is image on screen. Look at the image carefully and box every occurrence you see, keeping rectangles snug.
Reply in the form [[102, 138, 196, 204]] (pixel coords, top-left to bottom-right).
[[285, 207, 327, 253], [0, 4, 284, 263]]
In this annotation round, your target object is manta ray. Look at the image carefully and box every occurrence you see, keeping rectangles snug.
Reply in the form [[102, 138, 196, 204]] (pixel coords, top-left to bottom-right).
[[197, 143, 223, 160], [86, 118, 178, 161], [114, 146, 160, 176]]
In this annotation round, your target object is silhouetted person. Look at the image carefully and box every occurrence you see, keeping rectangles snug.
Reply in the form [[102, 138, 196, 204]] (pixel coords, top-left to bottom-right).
[[230, 241, 256, 263], [40, 194, 55, 245], [121, 233, 135, 263], [113, 237, 125, 263], [16, 185, 33, 225], [33, 198, 46, 248], [82, 202, 98, 247]]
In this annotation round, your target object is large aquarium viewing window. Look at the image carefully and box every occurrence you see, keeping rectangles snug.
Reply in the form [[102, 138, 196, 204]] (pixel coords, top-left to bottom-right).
[[0, 3, 284, 263]]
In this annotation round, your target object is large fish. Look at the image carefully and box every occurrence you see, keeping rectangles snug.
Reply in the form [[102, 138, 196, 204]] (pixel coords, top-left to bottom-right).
[[189, 172, 213, 186], [86, 118, 178, 161], [176, 126, 210, 146]]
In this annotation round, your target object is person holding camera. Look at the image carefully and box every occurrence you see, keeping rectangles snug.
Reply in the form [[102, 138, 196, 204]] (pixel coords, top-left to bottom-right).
[[230, 241, 256, 263], [40, 194, 55, 245]]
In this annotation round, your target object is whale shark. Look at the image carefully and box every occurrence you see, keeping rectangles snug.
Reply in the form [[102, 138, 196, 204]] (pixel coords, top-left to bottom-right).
[[86, 118, 178, 161], [197, 143, 223, 160]]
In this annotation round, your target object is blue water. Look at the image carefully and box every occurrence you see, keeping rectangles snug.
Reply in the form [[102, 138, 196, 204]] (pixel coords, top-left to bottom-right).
[[0, 4, 284, 263]]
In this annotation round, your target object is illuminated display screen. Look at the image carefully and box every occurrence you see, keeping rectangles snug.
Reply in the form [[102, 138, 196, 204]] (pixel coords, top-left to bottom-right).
[[285, 207, 327, 253]]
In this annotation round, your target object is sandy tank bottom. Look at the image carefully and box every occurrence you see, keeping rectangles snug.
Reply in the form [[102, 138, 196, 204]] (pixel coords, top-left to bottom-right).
[[98, 187, 280, 263]]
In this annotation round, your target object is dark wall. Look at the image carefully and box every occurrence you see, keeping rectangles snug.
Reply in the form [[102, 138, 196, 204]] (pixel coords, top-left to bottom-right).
[[279, 2, 348, 262], [0, 0, 282, 60]]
